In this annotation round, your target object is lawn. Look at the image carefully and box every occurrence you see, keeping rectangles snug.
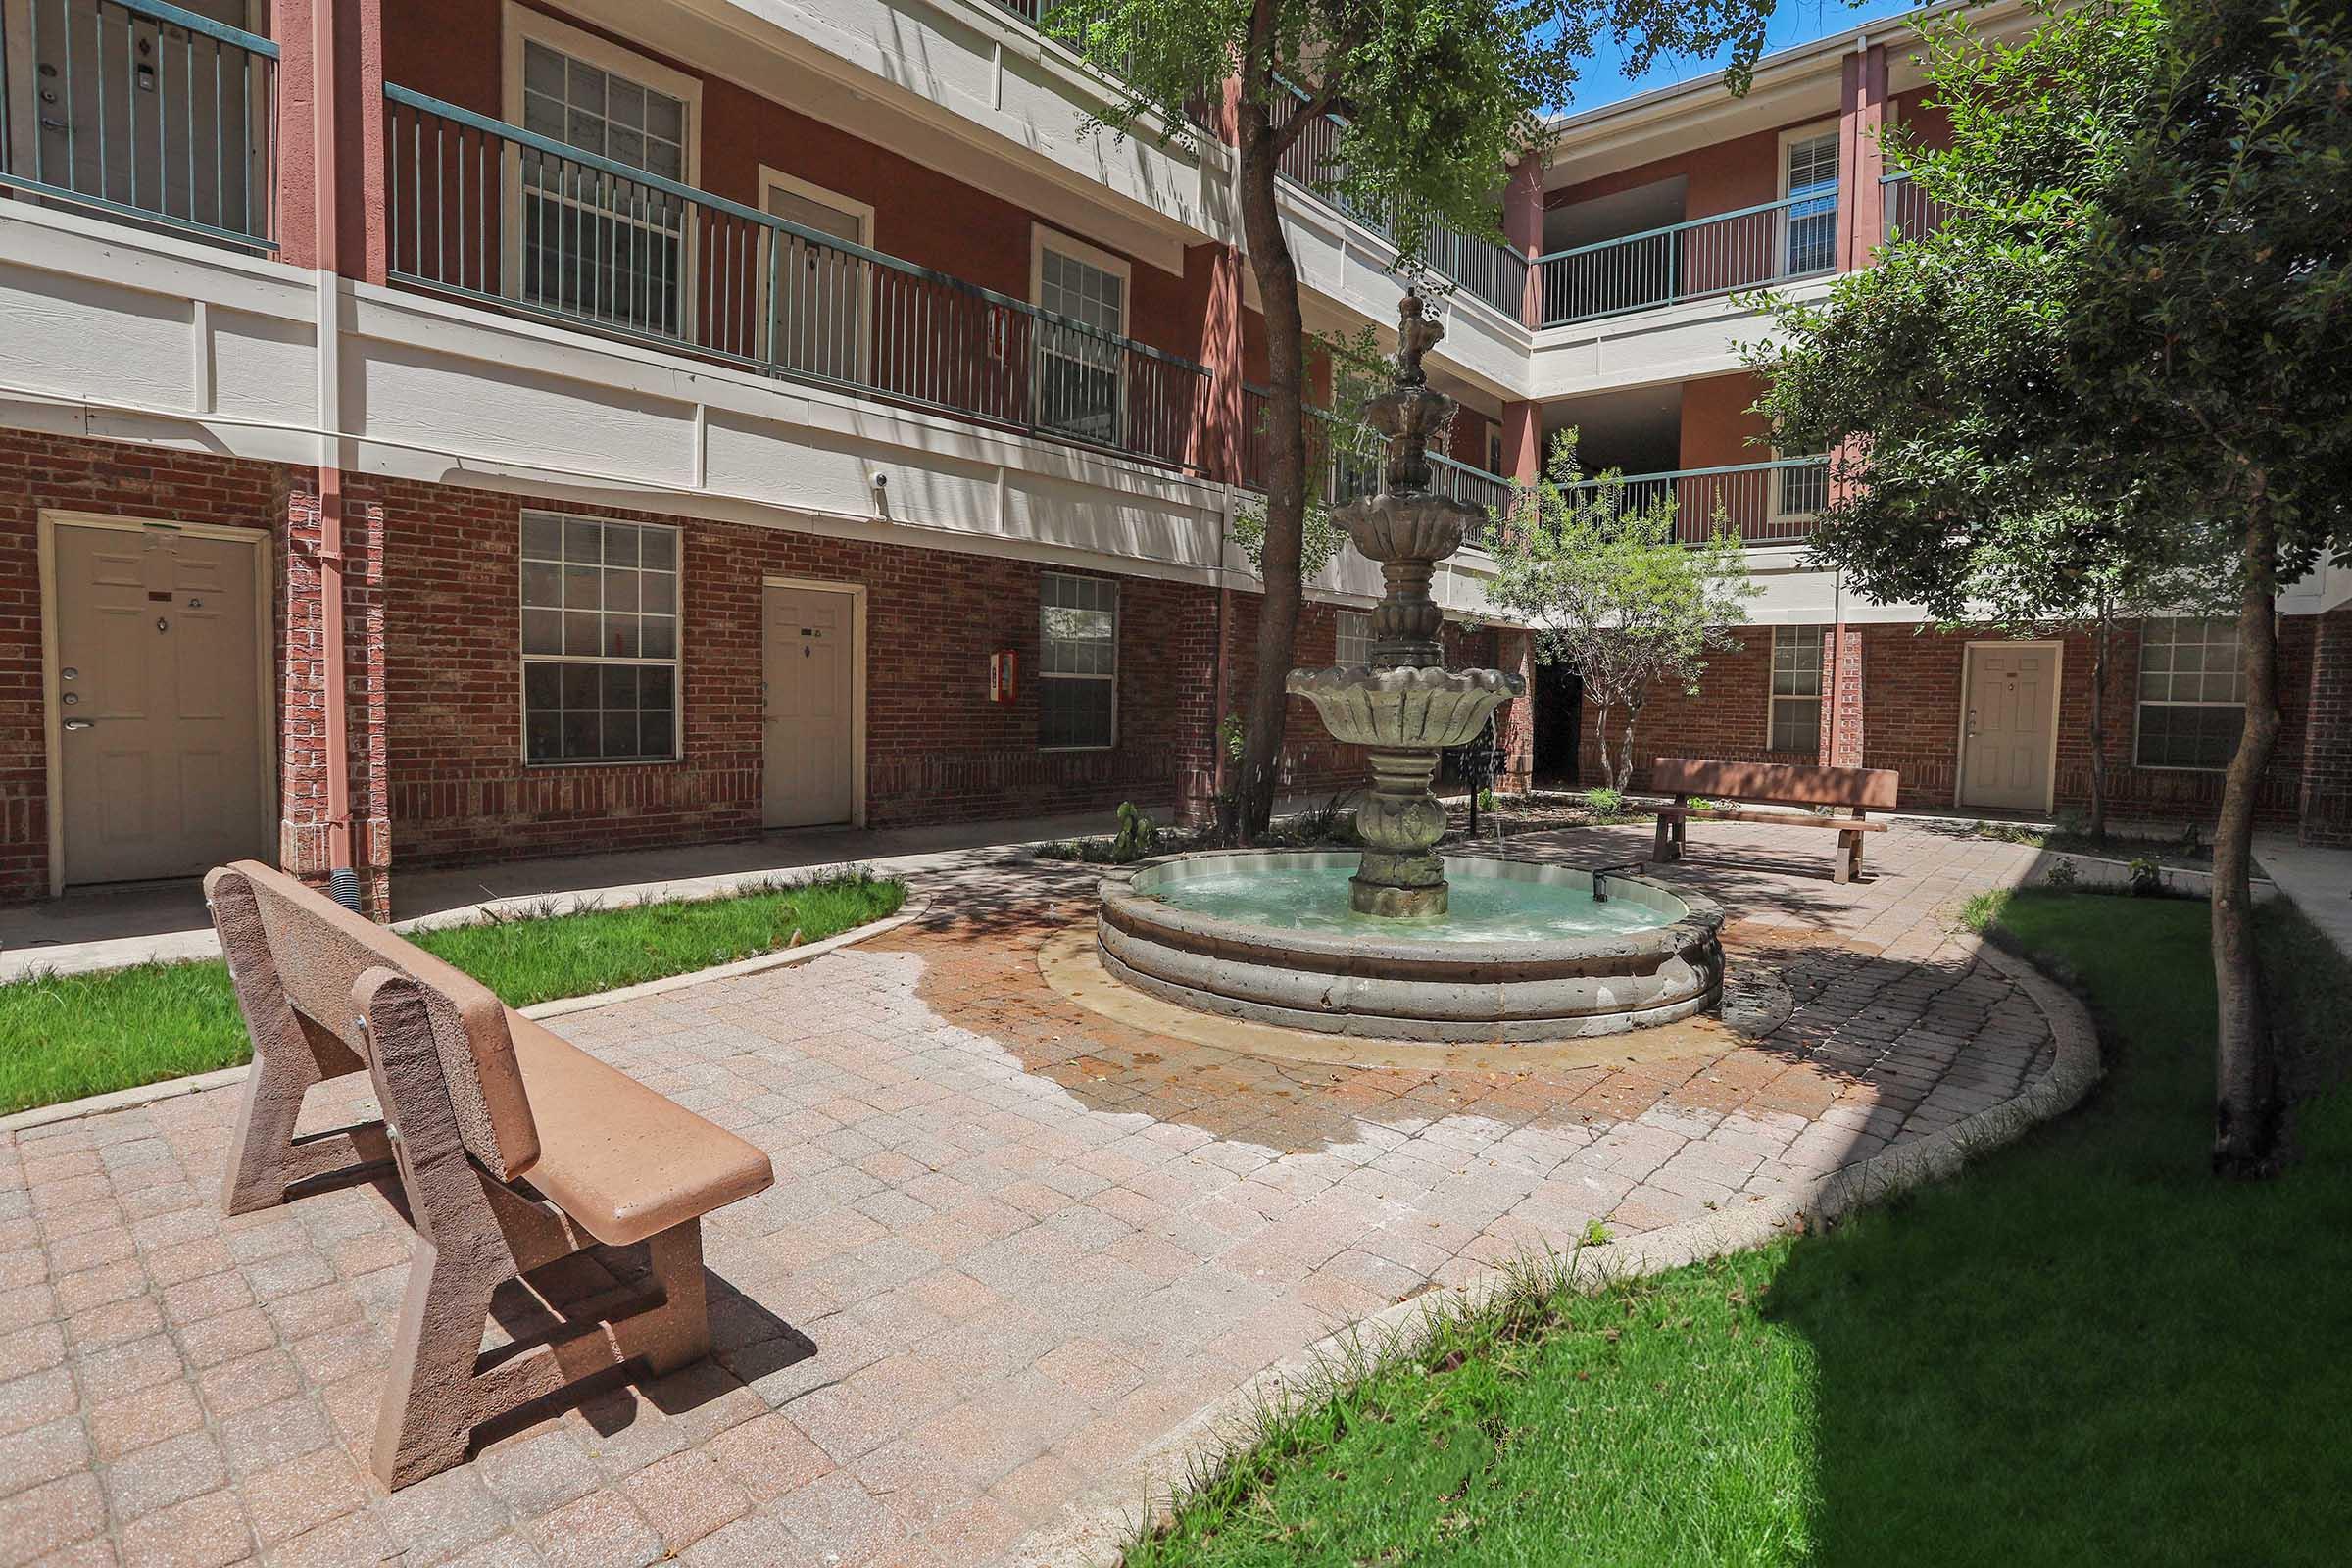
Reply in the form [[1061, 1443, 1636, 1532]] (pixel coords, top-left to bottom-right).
[[1127, 891, 2352, 1567], [0, 871, 906, 1116]]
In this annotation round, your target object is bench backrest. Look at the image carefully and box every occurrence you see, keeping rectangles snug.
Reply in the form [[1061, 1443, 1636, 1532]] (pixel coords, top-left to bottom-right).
[[1650, 757, 1899, 810], [205, 861, 540, 1181]]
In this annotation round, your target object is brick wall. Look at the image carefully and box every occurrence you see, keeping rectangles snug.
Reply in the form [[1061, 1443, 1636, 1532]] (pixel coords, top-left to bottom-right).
[[381, 483, 1222, 868], [1575, 618, 2315, 826], [0, 433, 292, 904], [2301, 603, 2352, 846]]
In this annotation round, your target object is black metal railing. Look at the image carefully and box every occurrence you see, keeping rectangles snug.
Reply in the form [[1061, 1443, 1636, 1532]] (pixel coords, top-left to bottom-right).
[[0, 0, 276, 250], [380, 85, 1210, 470], [1881, 172, 1952, 243]]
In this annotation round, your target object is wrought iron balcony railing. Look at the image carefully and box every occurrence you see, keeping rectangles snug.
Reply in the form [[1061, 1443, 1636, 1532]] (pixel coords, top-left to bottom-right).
[[381, 84, 1211, 470], [1554, 457, 1833, 546], [1535, 192, 1839, 328], [1880, 172, 1952, 243], [0, 0, 277, 250], [1239, 383, 1511, 548]]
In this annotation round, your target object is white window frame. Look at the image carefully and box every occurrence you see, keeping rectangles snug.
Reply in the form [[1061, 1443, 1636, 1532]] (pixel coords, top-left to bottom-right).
[[1768, 624, 1825, 754], [1770, 444, 1830, 522], [759, 165, 875, 387], [1038, 570, 1118, 752], [2132, 615, 2246, 772], [1029, 226, 1132, 446], [518, 511, 684, 768], [499, 4, 704, 340], [1335, 609, 1373, 666], [1778, 120, 1841, 279]]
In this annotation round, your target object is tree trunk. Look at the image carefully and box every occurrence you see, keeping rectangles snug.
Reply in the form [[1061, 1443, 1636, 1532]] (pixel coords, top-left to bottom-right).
[[1617, 703, 1642, 795], [2087, 613, 2109, 843], [1591, 697, 1612, 790], [2211, 483, 2283, 1179], [1232, 92, 1311, 844]]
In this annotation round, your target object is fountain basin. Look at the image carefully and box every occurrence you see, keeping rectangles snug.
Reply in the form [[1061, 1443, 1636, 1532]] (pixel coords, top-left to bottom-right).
[[1097, 850, 1725, 1041], [1285, 665, 1522, 750]]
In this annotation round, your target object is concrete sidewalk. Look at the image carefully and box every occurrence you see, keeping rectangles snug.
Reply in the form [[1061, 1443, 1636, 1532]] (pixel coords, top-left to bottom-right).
[[0, 804, 1172, 981], [2257, 835, 2352, 962]]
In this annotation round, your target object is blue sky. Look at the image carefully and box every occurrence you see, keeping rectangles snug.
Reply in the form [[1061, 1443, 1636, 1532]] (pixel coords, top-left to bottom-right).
[[1554, 0, 1924, 113]]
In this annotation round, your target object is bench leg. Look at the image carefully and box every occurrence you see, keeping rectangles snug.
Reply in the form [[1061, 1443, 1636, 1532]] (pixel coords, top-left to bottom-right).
[[1652, 814, 1673, 862], [639, 1220, 713, 1377], [1836, 829, 1862, 885], [374, 1232, 502, 1490]]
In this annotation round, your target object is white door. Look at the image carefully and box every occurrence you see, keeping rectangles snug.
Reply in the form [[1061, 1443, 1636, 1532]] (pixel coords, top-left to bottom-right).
[[762, 585, 854, 829], [764, 181, 868, 385], [1958, 645, 2058, 812], [52, 520, 268, 886], [7, 0, 268, 241]]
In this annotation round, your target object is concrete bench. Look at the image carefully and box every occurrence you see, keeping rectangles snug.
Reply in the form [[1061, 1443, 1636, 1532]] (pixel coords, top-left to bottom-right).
[[1647, 758, 1899, 884], [205, 861, 775, 1490]]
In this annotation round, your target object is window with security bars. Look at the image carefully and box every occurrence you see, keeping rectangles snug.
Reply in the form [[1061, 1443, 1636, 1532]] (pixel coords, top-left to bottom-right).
[[519, 40, 689, 338], [1783, 130, 1839, 276], [2135, 616, 2245, 769], [1335, 611, 1372, 666], [1035, 245, 1124, 445], [1775, 455, 1831, 518], [1040, 572, 1117, 749], [520, 514, 680, 763], [1770, 625, 1825, 753]]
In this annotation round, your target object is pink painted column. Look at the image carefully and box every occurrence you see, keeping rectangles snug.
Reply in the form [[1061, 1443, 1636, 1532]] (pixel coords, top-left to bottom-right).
[[1503, 152, 1545, 328], [272, 0, 387, 281], [1838, 41, 1889, 273]]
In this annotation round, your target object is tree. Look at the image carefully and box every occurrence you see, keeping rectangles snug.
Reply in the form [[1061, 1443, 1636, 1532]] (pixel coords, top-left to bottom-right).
[[1484, 434, 1758, 791], [1053, 0, 1776, 840], [1747, 0, 2352, 1175]]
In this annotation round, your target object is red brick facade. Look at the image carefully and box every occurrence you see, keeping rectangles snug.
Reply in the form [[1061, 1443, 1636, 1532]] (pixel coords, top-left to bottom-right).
[[1574, 618, 2321, 826], [2301, 604, 2352, 846]]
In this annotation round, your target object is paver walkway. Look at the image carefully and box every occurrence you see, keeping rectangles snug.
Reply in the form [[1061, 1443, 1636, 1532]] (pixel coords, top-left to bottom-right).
[[0, 821, 2056, 1566]]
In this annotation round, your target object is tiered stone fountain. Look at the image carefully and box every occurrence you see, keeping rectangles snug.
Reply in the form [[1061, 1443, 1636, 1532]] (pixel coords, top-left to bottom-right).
[[1094, 294, 1725, 1042], [1287, 293, 1523, 917]]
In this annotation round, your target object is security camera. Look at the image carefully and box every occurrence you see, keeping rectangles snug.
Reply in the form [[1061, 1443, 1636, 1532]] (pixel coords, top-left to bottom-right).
[[872, 471, 889, 489]]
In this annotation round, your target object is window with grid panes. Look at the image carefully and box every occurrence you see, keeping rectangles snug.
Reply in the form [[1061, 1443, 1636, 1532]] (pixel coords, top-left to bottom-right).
[[1034, 244, 1125, 444], [1039, 572, 1117, 749], [1783, 129, 1839, 276], [519, 40, 689, 337], [1335, 611, 1372, 666], [2135, 616, 2245, 769], [519, 514, 680, 763], [1770, 625, 1824, 753]]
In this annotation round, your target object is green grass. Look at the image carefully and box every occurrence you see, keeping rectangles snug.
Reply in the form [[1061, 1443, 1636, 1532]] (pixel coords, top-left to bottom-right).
[[0, 871, 906, 1115], [1128, 891, 2352, 1567]]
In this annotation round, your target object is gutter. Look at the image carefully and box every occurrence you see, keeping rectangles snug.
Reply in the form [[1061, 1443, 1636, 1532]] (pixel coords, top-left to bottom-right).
[[312, 0, 359, 911]]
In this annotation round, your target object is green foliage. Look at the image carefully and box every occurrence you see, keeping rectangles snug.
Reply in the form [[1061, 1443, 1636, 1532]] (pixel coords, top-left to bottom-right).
[[1583, 785, 1626, 819], [1579, 1218, 1612, 1248], [1114, 800, 1161, 860], [2129, 856, 2166, 898], [0, 873, 906, 1113], [1485, 433, 1760, 791], [1217, 711, 1245, 764], [2045, 856, 2081, 890], [1476, 787, 1497, 812]]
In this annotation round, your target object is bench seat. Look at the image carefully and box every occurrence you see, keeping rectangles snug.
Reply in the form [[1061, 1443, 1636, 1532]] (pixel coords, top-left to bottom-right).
[[1647, 758, 1901, 883], [1651, 806, 1888, 833], [508, 1016, 771, 1247]]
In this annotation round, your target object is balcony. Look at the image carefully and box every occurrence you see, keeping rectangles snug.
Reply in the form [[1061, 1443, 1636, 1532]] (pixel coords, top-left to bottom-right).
[[1556, 457, 1831, 547], [0, 0, 277, 253], [1535, 193, 1839, 328], [1239, 383, 1512, 546], [1881, 173, 1951, 243], [379, 84, 1211, 472]]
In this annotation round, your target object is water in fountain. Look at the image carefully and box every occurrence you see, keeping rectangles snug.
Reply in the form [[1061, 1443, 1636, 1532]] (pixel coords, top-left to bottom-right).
[[1285, 291, 1526, 918]]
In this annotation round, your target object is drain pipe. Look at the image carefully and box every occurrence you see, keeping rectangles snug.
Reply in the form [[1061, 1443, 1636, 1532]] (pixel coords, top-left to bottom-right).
[[311, 0, 360, 912]]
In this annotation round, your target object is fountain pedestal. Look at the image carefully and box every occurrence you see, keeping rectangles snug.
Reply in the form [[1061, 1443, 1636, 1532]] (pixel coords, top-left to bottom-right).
[[1284, 292, 1524, 917]]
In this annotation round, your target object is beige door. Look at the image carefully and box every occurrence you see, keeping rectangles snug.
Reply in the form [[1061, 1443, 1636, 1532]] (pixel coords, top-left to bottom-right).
[[52, 520, 267, 886], [764, 184, 867, 386], [1958, 644, 2058, 812], [762, 585, 854, 829]]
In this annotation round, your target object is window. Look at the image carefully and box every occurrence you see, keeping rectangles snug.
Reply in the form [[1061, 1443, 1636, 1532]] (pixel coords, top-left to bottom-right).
[[520, 514, 680, 764], [1040, 573, 1117, 749], [1032, 233, 1128, 446], [2135, 616, 2245, 769], [1769, 625, 1824, 754], [1336, 610, 1372, 666], [513, 22, 693, 339], [1774, 452, 1830, 518], [1781, 126, 1839, 277]]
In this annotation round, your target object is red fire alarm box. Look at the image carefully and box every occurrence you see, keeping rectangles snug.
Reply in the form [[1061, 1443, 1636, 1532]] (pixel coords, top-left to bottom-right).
[[989, 650, 1018, 703]]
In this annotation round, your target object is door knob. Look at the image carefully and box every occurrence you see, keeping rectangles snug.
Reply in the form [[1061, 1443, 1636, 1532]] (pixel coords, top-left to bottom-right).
[[64, 719, 95, 731]]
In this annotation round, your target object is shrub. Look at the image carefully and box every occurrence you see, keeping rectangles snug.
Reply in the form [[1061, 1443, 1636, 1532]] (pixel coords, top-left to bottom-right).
[[2129, 857, 2165, 898], [1584, 786, 1626, 819]]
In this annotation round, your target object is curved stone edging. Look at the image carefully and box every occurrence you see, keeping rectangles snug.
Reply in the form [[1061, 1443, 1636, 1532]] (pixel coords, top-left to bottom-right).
[[1004, 931, 2102, 1568], [0, 899, 933, 1136]]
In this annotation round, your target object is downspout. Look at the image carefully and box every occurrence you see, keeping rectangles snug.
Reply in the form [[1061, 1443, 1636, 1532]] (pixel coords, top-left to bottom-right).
[[312, 0, 359, 910]]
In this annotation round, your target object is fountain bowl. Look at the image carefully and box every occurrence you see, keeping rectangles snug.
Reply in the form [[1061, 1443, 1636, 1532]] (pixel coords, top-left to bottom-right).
[[1097, 850, 1725, 1042], [1286, 665, 1524, 750]]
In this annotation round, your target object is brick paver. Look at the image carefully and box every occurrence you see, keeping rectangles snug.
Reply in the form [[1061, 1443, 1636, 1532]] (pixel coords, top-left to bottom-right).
[[0, 821, 2054, 1565]]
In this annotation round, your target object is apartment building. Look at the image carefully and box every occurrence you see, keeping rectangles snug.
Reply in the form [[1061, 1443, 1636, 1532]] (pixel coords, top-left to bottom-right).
[[1, 0, 2344, 915]]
